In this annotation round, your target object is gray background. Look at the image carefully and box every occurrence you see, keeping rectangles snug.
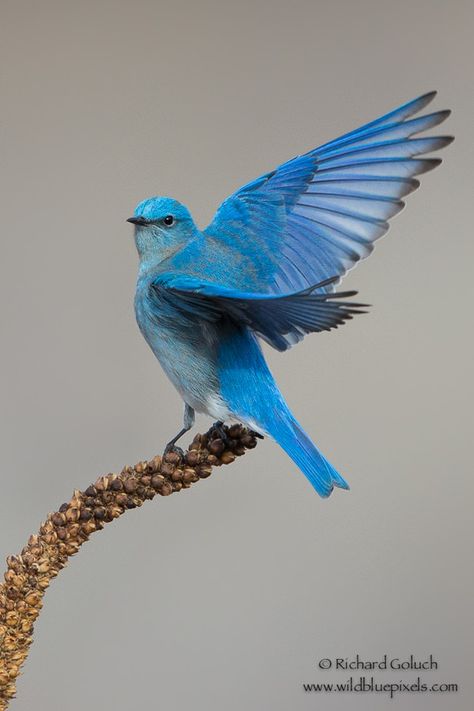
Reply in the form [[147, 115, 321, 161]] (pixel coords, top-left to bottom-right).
[[1, 1, 473, 709]]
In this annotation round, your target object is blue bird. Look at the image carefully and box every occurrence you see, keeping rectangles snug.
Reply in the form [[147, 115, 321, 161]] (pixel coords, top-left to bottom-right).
[[129, 92, 452, 497]]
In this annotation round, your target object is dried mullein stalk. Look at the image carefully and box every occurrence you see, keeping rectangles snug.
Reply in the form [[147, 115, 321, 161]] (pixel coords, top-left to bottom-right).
[[0, 424, 259, 710]]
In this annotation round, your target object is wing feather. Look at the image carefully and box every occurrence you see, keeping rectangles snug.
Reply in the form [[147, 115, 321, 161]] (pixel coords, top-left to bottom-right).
[[151, 274, 368, 351], [204, 92, 452, 294]]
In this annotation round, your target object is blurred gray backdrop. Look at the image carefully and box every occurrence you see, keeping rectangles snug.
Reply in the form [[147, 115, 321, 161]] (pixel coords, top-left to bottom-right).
[[1, 1, 473, 709]]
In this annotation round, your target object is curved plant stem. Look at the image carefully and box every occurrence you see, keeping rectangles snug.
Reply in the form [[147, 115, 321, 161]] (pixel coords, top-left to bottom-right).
[[0, 424, 259, 709]]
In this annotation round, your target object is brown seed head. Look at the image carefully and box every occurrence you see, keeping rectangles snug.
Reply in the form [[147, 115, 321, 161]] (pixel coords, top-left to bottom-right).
[[0, 422, 260, 710]]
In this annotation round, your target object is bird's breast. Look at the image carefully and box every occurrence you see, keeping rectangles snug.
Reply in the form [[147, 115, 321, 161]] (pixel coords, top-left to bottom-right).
[[134, 281, 226, 417]]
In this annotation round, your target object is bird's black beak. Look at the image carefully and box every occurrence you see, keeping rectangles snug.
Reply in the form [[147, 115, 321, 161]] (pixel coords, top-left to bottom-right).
[[126, 216, 148, 226]]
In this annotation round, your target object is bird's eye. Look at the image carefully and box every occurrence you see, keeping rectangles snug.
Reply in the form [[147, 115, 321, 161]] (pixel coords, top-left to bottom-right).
[[163, 215, 174, 226]]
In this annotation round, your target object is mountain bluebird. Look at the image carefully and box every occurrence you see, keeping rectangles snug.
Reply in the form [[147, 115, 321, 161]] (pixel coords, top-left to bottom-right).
[[129, 92, 452, 497]]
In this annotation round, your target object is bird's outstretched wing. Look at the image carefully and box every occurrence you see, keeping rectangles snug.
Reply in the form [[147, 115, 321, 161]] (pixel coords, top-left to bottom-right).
[[204, 92, 453, 294], [150, 273, 368, 351]]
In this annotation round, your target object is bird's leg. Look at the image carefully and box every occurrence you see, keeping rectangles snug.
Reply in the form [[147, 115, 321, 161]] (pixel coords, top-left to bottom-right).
[[164, 404, 195, 457]]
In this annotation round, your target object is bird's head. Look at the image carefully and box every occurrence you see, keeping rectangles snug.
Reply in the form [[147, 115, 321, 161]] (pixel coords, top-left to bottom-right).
[[127, 196, 198, 267]]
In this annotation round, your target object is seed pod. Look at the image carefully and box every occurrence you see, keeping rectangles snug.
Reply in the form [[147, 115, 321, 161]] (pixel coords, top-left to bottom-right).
[[12, 575, 25, 590], [81, 520, 97, 536], [20, 620, 33, 634], [227, 424, 242, 439], [115, 493, 128, 508], [160, 461, 175, 477], [220, 451, 236, 465], [65, 507, 80, 523], [93, 507, 106, 521], [185, 450, 200, 467], [240, 433, 257, 448], [160, 482, 173, 496], [123, 478, 137, 494], [164, 451, 181, 465], [5, 612, 19, 628], [41, 532, 58, 546], [197, 465, 212, 479], [147, 456, 161, 473], [94, 476, 109, 492], [24, 591, 42, 607], [35, 561, 49, 574], [107, 506, 122, 519], [151, 474, 165, 489], [51, 513, 66, 527], [68, 524, 81, 539], [40, 520, 54, 534], [65, 543, 80, 556], [209, 438, 225, 456], [182, 468, 197, 484]]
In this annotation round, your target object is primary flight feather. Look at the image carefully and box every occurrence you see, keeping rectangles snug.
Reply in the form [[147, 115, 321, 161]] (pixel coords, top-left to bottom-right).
[[129, 92, 452, 497]]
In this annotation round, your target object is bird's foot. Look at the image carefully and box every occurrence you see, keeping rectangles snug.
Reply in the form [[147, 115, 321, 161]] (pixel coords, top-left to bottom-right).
[[209, 420, 231, 448], [209, 422, 264, 447], [163, 442, 185, 460]]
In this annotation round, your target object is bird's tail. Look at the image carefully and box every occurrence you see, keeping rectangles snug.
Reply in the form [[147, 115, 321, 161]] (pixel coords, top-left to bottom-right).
[[260, 406, 349, 498], [217, 322, 349, 497]]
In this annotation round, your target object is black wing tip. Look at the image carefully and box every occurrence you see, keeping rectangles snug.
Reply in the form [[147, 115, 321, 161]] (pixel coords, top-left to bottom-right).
[[435, 135, 455, 147], [422, 109, 452, 126], [417, 135, 454, 154], [421, 135, 454, 159], [438, 108, 452, 120], [406, 177, 421, 194], [404, 90, 438, 115], [330, 289, 358, 298], [419, 90, 437, 103], [419, 157, 443, 172], [339, 305, 370, 312]]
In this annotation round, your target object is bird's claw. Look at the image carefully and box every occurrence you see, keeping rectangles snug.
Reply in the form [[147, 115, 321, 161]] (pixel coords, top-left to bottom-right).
[[164, 442, 185, 460], [210, 421, 231, 448]]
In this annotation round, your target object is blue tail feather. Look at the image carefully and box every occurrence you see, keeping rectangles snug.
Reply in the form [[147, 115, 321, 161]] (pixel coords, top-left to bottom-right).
[[217, 324, 349, 497], [264, 411, 349, 497]]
